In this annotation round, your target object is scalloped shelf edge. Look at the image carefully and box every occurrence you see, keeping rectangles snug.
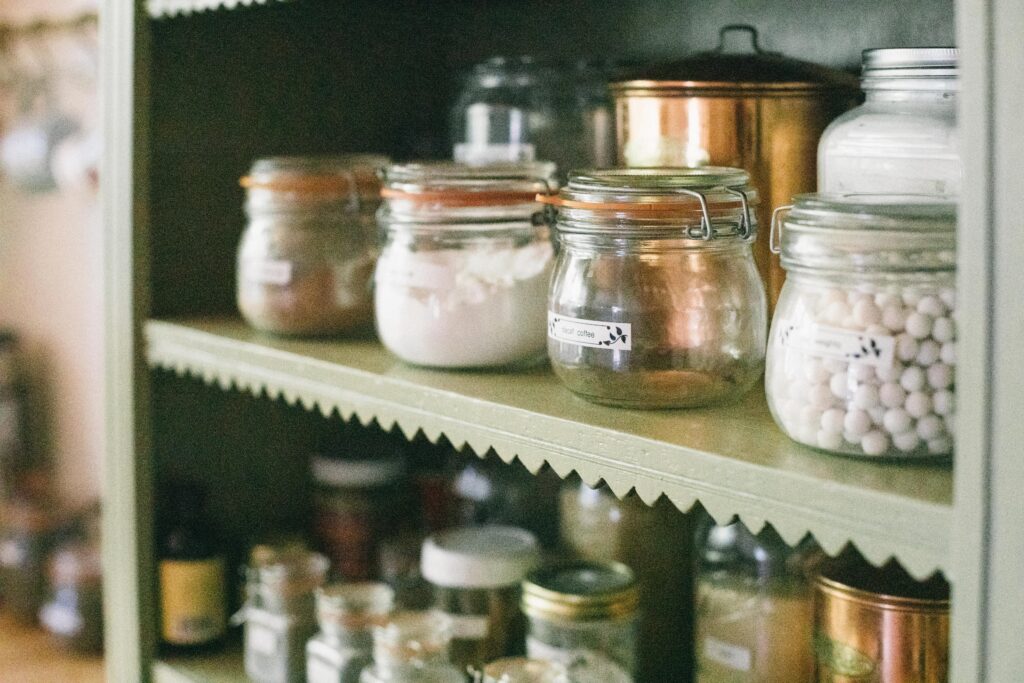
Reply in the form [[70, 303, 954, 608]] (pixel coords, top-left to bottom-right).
[[148, 343, 950, 582], [147, 0, 291, 19]]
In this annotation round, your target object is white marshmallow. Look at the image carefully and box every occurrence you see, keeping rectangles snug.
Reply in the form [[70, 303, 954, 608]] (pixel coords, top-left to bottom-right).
[[893, 430, 921, 453], [917, 295, 946, 318], [861, 430, 890, 456], [850, 363, 876, 383], [940, 342, 956, 365], [830, 372, 850, 399], [824, 301, 851, 326], [900, 366, 926, 393], [865, 324, 889, 338], [883, 408, 912, 435], [853, 384, 880, 410], [931, 317, 955, 343], [895, 334, 919, 362], [852, 299, 882, 327], [799, 405, 824, 429], [881, 305, 907, 332], [928, 436, 953, 455], [905, 312, 933, 339], [902, 290, 923, 306], [817, 429, 844, 451], [927, 363, 953, 390], [905, 391, 933, 419], [803, 357, 831, 384], [820, 408, 846, 435], [879, 382, 907, 409], [844, 409, 872, 438], [916, 340, 941, 367], [932, 390, 955, 416], [809, 383, 835, 409], [876, 361, 904, 383], [916, 414, 945, 441], [938, 287, 956, 309]]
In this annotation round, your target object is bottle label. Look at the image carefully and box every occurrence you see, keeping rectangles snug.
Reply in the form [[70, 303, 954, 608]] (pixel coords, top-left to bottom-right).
[[376, 256, 456, 291], [159, 558, 227, 645], [242, 258, 293, 286], [306, 653, 340, 683], [548, 312, 632, 350], [777, 317, 895, 368], [247, 620, 281, 656], [702, 636, 752, 672]]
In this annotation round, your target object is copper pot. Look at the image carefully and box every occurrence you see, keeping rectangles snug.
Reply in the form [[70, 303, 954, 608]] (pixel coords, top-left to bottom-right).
[[611, 25, 858, 308]]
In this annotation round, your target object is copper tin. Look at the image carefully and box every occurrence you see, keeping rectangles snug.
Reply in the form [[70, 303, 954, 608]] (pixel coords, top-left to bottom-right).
[[611, 25, 858, 309], [813, 559, 949, 682]]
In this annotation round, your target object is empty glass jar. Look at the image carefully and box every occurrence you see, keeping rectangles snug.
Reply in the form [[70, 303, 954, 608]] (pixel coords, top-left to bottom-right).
[[360, 612, 466, 683], [766, 194, 957, 458], [306, 582, 395, 683], [819, 48, 960, 195], [545, 168, 766, 408], [237, 155, 387, 336]]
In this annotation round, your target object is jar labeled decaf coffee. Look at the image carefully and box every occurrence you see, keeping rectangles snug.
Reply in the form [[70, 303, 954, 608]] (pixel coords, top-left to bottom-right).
[[542, 168, 766, 408]]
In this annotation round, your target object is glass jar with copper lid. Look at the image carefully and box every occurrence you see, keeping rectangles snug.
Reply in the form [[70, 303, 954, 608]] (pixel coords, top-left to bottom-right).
[[375, 161, 557, 369], [237, 155, 387, 336], [543, 167, 766, 408]]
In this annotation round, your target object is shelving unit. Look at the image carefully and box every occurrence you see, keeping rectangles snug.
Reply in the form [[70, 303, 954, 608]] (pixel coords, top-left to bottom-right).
[[101, 0, 1024, 681]]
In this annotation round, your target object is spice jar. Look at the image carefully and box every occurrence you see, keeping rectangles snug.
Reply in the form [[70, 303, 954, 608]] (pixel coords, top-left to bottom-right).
[[543, 168, 766, 408], [243, 550, 330, 683], [359, 611, 466, 683], [0, 497, 59, 623], [819, 48, 960, 195], [421, 526, 540, 669], [375, 161, 557, 369], [522, 560, 639, 681], [814, 550, 949, 682], [476, 657, 569, 683], [306, 582, 394, 683], [694, 520, 820, 683], [237, 155, 387, 336], [311, 453, 406, 581], [766, 194, 957, 458]]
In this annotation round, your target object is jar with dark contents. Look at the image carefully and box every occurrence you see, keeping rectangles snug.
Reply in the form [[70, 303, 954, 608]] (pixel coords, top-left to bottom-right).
[[543, 168, 766, 408], [237, 155, 387, 336], [421, 526, 540, 670]]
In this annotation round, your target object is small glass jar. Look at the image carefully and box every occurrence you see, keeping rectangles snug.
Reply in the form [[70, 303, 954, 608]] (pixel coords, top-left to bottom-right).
[[311, 454, 407, 581], [306, 582, 395, 683], [360, 611, 466, 683], [237, 155, 387, 336], [694, 520, 820, 683], [544, 168, 766, 408], [766, 194, 957, 458], [39, 536, 104, 652], [522, 560, 638, 682], [819, 48, 960, 195], [0, 497, 59, 623], [477, 657, 569, 683], [243, 550, 330, 683], [421, 526, 540, 669], [375, 162, 557, 369]]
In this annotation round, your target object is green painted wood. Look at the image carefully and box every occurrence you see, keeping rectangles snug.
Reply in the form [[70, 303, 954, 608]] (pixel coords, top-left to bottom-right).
[[146, 317, 952, 579], [152, 647, 245, 683]]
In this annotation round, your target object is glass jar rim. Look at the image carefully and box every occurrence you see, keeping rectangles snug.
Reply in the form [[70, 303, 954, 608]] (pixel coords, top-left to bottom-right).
[[522, 560, 639, 622], [861, 47, 958, 91], [786, 193, 956, 229], [381, 161, 557, 191], [242, 154, 387, 199]]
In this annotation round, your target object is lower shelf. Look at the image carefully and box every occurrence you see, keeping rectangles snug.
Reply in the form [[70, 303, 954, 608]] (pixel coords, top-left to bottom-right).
[[153, 646, 244, 683]]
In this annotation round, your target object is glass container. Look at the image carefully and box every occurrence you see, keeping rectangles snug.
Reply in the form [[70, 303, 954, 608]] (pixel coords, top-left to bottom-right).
[[421, 526, 540, 669], [476, 657, 569, 683], [237, 155, 387, 336], [306, 582, 395, 683], [694, 520, 821, 683], [243, 550, 330, 683], [544, 168, 766, 408], [39, 507, 104, 652], [522, 560, 638, 681], [375, 162, 557, 369], [819, 48, 960, 195], [766, 194, 957, 459], [0, 497, 58, 623], [360, 611, 466, 683]]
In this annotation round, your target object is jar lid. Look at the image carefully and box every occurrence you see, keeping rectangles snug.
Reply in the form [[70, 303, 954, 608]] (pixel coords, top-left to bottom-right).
[[522, 560, 638, 622], [241, 154, 388, 199], [815, 552, 949, 612], [421, 526, 540, 589], [310, 454, 406, 488], [611, 25, 858, 94], [380, 161, 558, 207], [540, 167, 757, 240], [861, 47, 958, 91], [773, 193, 956, 273]]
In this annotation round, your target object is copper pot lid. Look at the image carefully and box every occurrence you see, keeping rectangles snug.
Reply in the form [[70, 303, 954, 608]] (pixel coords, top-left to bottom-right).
[[611, 24, 859, 94]]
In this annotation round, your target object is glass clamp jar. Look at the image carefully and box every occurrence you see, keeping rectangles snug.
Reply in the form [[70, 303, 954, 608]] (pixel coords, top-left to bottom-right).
[[375, 162, 558, 369], [306, 582, 395, 683], [542, 168, 766, 408], [360, 611, 466, 683], [766, 194, 956, 459], [522, 560, 639, 682], [818, 47, 960, 195], [421, 525, 541, 669], [237, 155, 388, 336], [474, 657, 570, 683]]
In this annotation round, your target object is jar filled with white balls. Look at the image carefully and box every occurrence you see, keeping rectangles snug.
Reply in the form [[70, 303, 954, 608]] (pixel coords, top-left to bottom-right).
[[766, 194, 956, 459], [375, 161, 557, 369]]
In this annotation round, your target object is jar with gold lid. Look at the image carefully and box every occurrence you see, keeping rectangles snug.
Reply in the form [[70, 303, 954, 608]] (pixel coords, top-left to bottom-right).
[[543, 168, 766, 408]]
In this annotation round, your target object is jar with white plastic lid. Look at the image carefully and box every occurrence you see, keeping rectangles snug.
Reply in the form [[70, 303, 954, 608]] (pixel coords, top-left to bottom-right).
[[237, 155, 387, 336], [375, 161, 557, 369], [766, 194, 956, 459], [360, 611, 466, 683], [542, 168, 766, 408], [306, 582, 394, 683], [421, 525, 541, 669], [522, 560, 639, 682], [818, 48, 960, 195]]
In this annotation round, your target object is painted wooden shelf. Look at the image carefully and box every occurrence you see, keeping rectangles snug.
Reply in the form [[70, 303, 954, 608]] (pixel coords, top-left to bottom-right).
[[147, 0, 290, 18], [145, 317, 952, 578], [153, 647, 244, 683]]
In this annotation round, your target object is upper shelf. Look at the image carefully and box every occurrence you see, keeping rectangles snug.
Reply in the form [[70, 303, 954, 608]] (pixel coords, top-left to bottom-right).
[[145, 317, 953, 579], [147, 0, 288, 18]]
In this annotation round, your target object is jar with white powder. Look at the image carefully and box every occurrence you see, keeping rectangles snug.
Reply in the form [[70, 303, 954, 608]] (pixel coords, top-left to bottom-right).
[[375, 161, 557, 368], [818, 48, 960, 195], [766, 194, 956, 459]]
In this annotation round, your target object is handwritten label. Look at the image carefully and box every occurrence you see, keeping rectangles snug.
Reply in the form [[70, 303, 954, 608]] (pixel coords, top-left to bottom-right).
[[242, 259, 293, 286], [702, 636, 752, 672], [548, 312, 631, 351], [778, 318, 895, 368]]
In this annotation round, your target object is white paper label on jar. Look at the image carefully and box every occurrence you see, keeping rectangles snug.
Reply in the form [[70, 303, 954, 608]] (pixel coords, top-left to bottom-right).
[[702, 636, 752, 672], [0, 539, 25, 566], [443, 612, 490, 640], [376, 257, 456, 291], [454, 142, 536, 164], [243, 259, 293, 286], [306, 655, 339, 683], [548, 312, 632, 351], [778, 318, 895, 368], [247, 622, 280, 656]]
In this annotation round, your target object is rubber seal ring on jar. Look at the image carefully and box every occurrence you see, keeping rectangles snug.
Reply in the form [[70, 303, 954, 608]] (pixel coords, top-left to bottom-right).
[[770, 204, 793, 254], [536, 190, 720, 241]]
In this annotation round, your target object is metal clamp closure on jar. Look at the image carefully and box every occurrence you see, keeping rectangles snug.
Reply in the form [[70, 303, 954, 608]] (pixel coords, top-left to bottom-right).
[[537, 167, 757, 241]]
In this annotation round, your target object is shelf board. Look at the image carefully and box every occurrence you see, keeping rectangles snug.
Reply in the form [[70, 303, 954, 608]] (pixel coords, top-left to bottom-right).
[[147, 0, 290, 19], [153, 646, 244, 683], [146, 317, 953, 578]]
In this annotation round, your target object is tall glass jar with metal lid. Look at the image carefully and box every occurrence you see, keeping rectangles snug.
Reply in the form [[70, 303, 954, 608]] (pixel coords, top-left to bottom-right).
[[522, 560, 639, 682], [819, 48, 960, 195], [306, 582, 394, 683], [360, 611, 466, 683], [543, 168, 766, 408], [375, 162, 557, 369], [766, 194, 956, 459], [237, 155, 387, 336]]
